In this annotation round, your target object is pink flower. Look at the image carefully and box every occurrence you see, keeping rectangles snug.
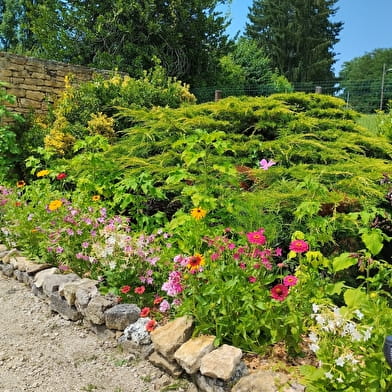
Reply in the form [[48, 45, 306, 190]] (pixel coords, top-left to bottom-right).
[[120, 285, 131, 294], [210, 253, 220, 261], [259, 159, 276, 170], [146, 319, 157, 332], [228, 243, 236, 250], [248, 276, 257, 283], [246, 229, 266, 245], [283, 275, 298, 287], [159, 300, 171, 313], [275, 247, 283, 257], [270, 284, 289, 301], [239, 262, 247, 270], [289, 240, 309, 253]]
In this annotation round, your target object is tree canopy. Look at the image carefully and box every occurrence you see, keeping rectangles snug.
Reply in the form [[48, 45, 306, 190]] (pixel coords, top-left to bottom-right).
[[339, 48, 392, 112], [245, 0, 342, 83], [0, 0, 232, 85]]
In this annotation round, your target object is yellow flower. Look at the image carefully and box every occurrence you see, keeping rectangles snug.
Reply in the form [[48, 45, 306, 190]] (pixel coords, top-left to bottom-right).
[[37, 169, 50, 177], [16, 180, 26, 188], [190, 207, 207, 220], [48, 200, 63, 211], [92, 195, 101, 202]]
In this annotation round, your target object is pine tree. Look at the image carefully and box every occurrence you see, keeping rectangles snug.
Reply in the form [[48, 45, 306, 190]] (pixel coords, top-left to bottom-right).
[[245, 0, 342, 83]]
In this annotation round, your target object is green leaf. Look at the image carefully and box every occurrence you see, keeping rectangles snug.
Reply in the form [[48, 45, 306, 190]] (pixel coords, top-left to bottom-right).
[[361, 230, 384, 256], [332, 253, 358, 272], [343, 288, 368, 309]]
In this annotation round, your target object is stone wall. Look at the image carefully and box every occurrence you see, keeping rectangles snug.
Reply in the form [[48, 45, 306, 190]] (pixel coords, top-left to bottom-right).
[[0, 52, 111, 117]]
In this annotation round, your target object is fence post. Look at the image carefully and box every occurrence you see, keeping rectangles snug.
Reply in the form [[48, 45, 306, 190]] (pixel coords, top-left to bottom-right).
[[315, 86, 323, 94], [214, 90, 222, 101]]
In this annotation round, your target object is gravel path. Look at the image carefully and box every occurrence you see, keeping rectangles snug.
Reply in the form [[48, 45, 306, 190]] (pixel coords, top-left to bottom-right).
[[0, 275, 192, 392]]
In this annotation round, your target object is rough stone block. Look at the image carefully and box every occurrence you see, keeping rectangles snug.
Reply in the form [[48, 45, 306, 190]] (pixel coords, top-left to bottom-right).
[[151, 316, 194, 360], [50, 292, 82, 321], [174, 335, 215, 375], [149, 351, 183, 378], [42, 273, 80, 297], [200, 344, 242, 381], [75, 285, 99, 315], [60, 278, 98, 305], [33, 267, 59, 288], [123, 318, 152, 345], [2, 263, 14, 277], [2, 248, 20, 263], [104, 303, 140, 331], [85, 295, 117, 325]]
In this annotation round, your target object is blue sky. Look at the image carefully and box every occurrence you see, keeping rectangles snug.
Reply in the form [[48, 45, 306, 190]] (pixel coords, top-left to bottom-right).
[[218, 0, 392, 75]]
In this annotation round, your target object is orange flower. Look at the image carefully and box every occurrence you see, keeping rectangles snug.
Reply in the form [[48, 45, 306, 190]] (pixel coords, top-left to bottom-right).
[[16, 180, 26, 188], [190, 207, 207, 220], [187, 253, 205, 272], [92, 195, 101, 202], [48, 200, 63, 211]]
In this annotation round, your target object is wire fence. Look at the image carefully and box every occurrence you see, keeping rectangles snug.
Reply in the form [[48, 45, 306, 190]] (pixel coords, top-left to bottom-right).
[[192, 80, 392, 113]]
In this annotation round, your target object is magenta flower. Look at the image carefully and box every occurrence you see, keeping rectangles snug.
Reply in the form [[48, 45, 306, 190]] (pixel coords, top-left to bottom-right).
[[289, 239, 309, 253], [210, 253, 220, 261], [275, 247, 283, 257], [259, 159, 276, 170], [159, 300, 171, 313], [239, 262, 247, 270], [270, 284, 289, 301], [246, 229, 266, 245], [283, 275, 298, 287], [248, 276, 257, 283]]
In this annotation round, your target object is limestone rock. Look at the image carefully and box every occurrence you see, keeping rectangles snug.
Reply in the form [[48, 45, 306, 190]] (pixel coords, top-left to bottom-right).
[[9, 256, 29, 271], [75, 285, 99, 315], [42, 273, 80, 297], [60, 278, 97, 306], [149, 350, 183, 378], [123, 317, 152, 345], [150, 316, 194, 360], [200, 344, 242, 381], [0, 244, 8, 252], [33, 267, 59, 288], [2, 263, 14, 277], [104, 303, 140, 331], [174, 335, 215, 374], [25, 262, 53, 276], [50, 292, 82, 321], [85, 295, 117, 325], [2, 248, 20, 263], [192, 373, 227, 392], [118, 337, 154, 359], [231, 370, 303, 392]]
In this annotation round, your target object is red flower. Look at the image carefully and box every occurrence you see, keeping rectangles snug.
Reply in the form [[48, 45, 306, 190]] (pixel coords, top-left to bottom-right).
[[146, 319, 157, 332], [120, 285, 131, 294], [134, 286, 145, 295], [270, 284, 289, 301], [140, 307, 151, 317], [289, 240, 309, 253], [153, 296, 164, 305], [56, 172, 67, 180]]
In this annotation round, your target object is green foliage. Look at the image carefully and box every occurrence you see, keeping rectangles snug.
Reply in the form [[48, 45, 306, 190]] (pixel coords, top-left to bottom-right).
[[0, 82, 24, 180], [245, 0, 342, 83], [339, 48, 392, 112]]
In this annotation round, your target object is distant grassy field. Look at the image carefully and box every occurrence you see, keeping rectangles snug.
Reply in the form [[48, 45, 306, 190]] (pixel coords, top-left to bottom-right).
[[356, 114, 379, 133]]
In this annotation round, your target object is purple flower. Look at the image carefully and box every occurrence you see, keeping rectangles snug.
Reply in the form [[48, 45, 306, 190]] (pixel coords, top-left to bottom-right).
[[259, 159, 276, 170], [82, 242, 89, 249], [162, 271, 183, 296], [55, 246, 64, 254], [159, 300, 171, 313]]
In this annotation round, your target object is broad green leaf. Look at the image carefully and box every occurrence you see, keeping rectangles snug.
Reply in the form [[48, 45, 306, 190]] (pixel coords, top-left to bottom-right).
[[332, 252, 358, 272]]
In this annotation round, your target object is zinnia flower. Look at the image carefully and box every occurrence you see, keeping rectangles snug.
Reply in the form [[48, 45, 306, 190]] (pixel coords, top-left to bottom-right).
[[140, 307, 150, 317], [120, 285, 131, 294], [16, 180, 26, 188], [283, 275, 298, 287], [289, 239, 309, 253], [134, 286, 145, 294], [48, 199, 63, 211], [190, 207, 207, 220], [187, 253, 205, 272], [248, 276, 257, 283], [56, 172, 67, 180], [146, 319, 157, 332], [246, 229, 266, 245], [270, 284, 289, 301], [92, 195, 101, 202], [37, 169, 50, 177], [153, 296, 164, 305]]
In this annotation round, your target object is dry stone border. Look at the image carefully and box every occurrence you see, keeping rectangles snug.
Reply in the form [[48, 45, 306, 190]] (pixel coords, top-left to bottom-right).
[[0, 244, 306, 392]]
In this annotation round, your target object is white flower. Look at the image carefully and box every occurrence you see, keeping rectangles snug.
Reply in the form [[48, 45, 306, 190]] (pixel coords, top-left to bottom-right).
[[325, 371, 334, 380], [363, 327, 373, 341], [315, 314, 326, 326], [309, 343, 320, 353], [336, 376, 344, 383], [335, 356, 345, 367], [312, 303, 320, 313], [309, 332, 319, 343], [354, 309, 364, 320]]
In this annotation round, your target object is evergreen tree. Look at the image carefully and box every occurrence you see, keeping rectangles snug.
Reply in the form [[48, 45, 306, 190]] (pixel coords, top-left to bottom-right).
[[245, 0, 342, 83], [0, 0, 231, 85]]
